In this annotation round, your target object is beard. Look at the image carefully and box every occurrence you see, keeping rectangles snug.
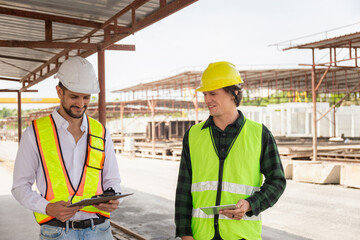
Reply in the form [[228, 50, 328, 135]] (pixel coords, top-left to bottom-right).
[[62, 103, 87, 119]]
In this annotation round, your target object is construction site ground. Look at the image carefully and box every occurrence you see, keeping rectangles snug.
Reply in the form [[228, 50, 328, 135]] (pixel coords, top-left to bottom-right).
[[1, 141, 359, 240]]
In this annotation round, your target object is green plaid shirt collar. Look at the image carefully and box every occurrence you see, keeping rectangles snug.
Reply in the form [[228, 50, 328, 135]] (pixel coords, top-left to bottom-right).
[[201, 110, 245, 130]]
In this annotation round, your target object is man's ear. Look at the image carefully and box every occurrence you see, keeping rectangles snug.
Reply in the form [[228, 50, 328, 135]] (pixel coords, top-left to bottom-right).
[[231, 90, 239, 99], [56, 85, 63, 98]]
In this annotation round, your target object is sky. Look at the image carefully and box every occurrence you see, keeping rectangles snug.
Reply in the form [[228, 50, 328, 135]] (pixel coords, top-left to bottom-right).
[[1, 0, 360, 109]]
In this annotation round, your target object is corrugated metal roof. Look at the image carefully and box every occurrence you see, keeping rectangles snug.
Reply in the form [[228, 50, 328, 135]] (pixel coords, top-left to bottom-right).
[[0, 0, 198, 90]]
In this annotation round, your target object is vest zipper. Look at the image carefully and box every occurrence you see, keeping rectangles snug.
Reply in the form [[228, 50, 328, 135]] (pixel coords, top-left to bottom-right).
[[209, 126, 224, 240], [209, 120, 245, 240], [212, 157, 225, 240]]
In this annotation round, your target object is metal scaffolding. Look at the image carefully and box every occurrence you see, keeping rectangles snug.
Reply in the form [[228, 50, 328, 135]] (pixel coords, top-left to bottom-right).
[[277, 31, 360, 160]]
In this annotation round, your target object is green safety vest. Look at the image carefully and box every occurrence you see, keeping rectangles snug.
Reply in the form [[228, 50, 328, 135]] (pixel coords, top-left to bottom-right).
[[32, 114, 109, 224], [189, 118, 263, 240]]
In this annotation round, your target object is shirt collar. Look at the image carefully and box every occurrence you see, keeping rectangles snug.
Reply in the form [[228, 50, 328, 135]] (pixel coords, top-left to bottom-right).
[[51, 107, 87, 132], [201, 110, 245, 130]]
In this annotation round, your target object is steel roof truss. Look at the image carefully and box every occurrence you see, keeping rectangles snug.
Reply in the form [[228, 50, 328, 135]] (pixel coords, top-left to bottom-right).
[[17, 0, 197, 91]]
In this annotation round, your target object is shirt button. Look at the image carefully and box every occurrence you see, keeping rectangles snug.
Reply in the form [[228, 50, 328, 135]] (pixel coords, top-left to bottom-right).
[[221, 148, 225, 151], [222, 132, 226, 137]]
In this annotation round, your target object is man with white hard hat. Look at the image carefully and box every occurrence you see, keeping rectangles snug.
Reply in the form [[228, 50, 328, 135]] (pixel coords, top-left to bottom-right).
[[175, 61, 286, 240], [12, 56, 121, 239]]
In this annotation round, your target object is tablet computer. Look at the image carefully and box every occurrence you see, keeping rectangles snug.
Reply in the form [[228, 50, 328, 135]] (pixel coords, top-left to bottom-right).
[[200, 204, 236, 215], [68, 193, 133, 207]]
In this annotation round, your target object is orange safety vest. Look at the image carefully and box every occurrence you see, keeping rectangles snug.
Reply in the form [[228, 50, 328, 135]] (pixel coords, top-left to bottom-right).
[[32, 114, 109, 224]]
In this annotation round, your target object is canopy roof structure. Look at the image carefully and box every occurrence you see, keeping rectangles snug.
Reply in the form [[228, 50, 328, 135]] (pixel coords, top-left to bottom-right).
[[113, 68, 360, 95], [284, 31, 360, 161], [0, 0, 197, 91], [0, 0, 198, 141], [113, 71, 201, 93], [284, 31, 360, 50]]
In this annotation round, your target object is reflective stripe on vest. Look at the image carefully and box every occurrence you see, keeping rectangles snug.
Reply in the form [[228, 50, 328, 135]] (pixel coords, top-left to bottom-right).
[[33, 115, 109, 224], [189, 118, 263, 240], [192, 208, 261, 221], [191, 181, 260, 196]]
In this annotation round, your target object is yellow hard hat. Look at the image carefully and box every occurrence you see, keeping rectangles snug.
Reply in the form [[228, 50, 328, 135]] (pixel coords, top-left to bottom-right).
[[197, 61, 243, 92]]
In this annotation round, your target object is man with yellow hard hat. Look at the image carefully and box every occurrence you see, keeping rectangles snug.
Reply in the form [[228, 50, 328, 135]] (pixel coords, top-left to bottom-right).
[[175, 61, 286, 240]]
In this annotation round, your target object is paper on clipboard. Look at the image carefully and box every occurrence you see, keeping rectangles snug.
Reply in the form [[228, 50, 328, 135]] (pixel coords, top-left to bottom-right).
[[200, 204, 236, 215], [68, 193, 133, 207]]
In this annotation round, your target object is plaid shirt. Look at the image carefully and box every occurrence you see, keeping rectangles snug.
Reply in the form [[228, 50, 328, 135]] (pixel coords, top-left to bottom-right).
[[175, 110, 286, 237]]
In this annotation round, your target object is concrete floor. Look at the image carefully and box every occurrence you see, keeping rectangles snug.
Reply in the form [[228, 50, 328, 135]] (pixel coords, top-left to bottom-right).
[[116, 156, 360, 240], [1, 141, 360, 240], [0, 165, 39, 240]]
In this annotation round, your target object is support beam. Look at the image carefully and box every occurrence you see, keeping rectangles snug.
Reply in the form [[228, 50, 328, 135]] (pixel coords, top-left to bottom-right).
[[189, 88, 199, 124], [120, 102, 125, 152], [0, 6, 102, 28], [0, 77, 21, 82], [0, 89, 37, 92], [0, 54, 47, 63], [17, 91, 21, 143], [0, 40, 134, 49], [98, 50, 106, 125], [106, 44, 136, 51], [45, 20, 53, 41], [147, 98, 157, 158], [0, 40, 99, 49], [314, 66, 330, 91], [317, 84, 360, 121], [355, 48, 358, 67], [311, 49, 317, 161]]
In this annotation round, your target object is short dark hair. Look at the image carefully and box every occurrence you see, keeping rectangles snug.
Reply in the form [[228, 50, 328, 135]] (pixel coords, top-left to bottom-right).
[[58, 81, 68, 92], [223, 84, 243, 107]]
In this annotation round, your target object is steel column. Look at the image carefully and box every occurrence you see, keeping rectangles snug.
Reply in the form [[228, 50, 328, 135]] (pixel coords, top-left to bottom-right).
[[147, 98, 156, 157], [120, 102, 125, 152], [311, 49, 317, 161], [98, 50, 106, 125], [17, 91, 21, 143], [333, 108, 336, 137]]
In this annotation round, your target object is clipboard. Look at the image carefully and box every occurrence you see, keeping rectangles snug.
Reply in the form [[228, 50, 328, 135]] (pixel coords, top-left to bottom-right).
[[200, 204, 236, 215], [68, 193, 133, 207]]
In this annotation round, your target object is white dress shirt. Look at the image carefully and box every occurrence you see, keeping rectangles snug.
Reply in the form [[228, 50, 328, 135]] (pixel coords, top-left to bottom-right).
[[12, 108, 121, 220]]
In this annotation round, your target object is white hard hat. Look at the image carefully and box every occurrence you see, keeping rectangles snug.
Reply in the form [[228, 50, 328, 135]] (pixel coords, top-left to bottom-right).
[[55, 56, 99, 94]]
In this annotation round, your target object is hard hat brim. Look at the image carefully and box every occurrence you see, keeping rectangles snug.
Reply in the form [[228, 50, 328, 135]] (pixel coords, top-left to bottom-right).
[[196, 81, 242, 92], [58, 79, 99, 94]]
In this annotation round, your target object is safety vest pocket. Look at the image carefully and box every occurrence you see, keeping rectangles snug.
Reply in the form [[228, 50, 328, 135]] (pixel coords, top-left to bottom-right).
[[89, 134, 105, 151], [87, 146, 105, 170]]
